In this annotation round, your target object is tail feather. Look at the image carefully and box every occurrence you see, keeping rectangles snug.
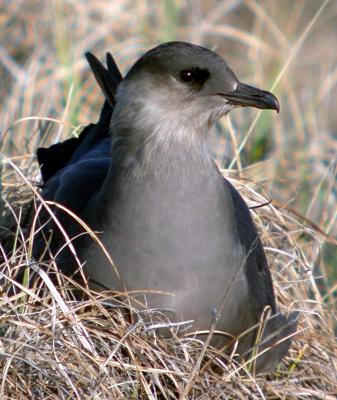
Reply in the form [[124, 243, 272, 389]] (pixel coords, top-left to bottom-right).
[[253, 311, 299, 373]]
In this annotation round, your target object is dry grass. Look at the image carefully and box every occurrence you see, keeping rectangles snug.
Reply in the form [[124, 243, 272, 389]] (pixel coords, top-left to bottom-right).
[[1, 166, 336, 399], [1, 0, 337, 399]]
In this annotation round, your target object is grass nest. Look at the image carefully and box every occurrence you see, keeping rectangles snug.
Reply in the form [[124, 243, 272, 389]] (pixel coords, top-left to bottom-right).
[[0, 156, 336, 400]]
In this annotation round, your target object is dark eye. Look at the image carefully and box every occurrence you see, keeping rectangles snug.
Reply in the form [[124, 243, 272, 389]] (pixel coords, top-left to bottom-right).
[[179, 68, 210, 86], [180, 69, 195, 83]]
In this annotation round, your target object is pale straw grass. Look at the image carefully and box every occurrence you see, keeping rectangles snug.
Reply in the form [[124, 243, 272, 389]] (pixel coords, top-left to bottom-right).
[[1, 150, 336, 399], [1, 1, 336, 398]]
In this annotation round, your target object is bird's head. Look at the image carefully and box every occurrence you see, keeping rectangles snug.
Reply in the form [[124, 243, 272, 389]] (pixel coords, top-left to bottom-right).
[[87, 42, 279, 146], [113, 42, 279, 136]]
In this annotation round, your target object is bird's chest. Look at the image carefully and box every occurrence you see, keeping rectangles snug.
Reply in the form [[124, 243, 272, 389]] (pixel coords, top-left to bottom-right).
[[96, 171, 244, 289]]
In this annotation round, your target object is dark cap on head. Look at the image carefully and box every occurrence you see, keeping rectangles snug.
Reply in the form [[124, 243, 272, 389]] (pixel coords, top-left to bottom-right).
[[125, 41, 279, 114]]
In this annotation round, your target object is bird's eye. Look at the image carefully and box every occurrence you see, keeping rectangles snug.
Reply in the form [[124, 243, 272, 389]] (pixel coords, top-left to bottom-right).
[[180, 69, 195, 83], [179, 68, 210, 86]]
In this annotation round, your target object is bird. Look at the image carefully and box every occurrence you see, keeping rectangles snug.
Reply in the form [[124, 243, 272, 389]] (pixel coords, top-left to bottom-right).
[[32, 42, 298, 373]]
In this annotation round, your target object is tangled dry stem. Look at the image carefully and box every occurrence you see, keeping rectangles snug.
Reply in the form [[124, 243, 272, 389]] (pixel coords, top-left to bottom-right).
[[0, 158, 336, 400]]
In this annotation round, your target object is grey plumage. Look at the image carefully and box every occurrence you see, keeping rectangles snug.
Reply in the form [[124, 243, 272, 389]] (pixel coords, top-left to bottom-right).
[[32, 42, 297, 373]]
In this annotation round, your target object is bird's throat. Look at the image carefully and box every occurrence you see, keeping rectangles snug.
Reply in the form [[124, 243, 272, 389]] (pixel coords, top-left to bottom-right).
[[110, 121, 212, 180]]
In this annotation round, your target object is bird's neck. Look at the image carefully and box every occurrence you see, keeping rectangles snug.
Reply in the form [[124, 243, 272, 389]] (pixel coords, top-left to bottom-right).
[[109, 101, 213, 178]]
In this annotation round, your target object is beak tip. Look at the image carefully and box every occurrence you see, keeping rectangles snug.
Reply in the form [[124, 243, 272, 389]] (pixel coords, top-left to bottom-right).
[[225, 82, 280, 114], [264, 91, 280, 114], [273, 96, 280, 114]]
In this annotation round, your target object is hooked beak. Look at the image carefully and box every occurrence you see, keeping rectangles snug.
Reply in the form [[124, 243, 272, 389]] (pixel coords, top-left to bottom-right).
[[222, 81, 280, 113]]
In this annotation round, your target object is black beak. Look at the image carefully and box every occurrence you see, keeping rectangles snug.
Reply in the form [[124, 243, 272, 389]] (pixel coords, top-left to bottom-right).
[[223, 81, 280, 113]]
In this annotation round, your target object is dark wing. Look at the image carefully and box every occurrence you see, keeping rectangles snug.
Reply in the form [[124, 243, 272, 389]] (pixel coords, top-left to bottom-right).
[[225, 178, 276, 311], [37, 52, 122, 183], [32, 52, 123, 266], [225, 178, 298, 372]]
